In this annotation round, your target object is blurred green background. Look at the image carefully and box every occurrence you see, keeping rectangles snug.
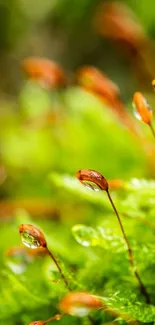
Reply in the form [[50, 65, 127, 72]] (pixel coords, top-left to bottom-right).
[[1, 0, 155, 198], [0, 0, 155, 97]]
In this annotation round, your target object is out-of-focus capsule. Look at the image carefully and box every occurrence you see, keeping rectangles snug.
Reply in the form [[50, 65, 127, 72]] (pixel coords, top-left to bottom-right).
[[133, 92, 153, 125], [108, 179, 124, 190], [152, 79, 155, 90], [59, 292, 102, 317], [21, 57, 65, 89], [94, 2, 145, 46], [76, 66, 120, 100]]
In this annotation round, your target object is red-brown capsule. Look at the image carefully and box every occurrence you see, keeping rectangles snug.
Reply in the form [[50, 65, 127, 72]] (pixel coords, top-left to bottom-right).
[[59, 292, 102, 316], [19, 224, 47, 249], [21, 57, 65, 89], [29, 320, 46, 325], [76, 169, 109, 191], [133, 92, 153, 124]]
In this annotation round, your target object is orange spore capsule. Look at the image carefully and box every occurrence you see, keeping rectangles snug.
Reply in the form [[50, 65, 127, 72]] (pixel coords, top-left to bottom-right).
[[76, 66, 143, 136], [76, 169, 109, 191], [94, 2, 145, 46], [133, 92, 153, 124], [7, 246, 47, 257], [76, 66, 120, 100], [59, 292, 102, 316], [108, 179, 124, 190], [19, 224, 47, 249], [6, 246, 26, 257], [21, 57, 65, 89], [152, 79, 155, 90]]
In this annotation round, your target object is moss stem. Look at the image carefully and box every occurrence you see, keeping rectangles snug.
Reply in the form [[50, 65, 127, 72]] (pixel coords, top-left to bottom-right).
[[46, 248, 71, 291], [106, 189, 150, 304]]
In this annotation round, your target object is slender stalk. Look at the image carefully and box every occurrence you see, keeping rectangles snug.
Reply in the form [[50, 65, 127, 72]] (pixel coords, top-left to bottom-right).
[[106, 189, 150, 304], [88, 315, 97, 325], [45, 314, 95, 325], [149, 122, 155, 140], [45, 314, 63, 324], [46, 247, 71, 291]]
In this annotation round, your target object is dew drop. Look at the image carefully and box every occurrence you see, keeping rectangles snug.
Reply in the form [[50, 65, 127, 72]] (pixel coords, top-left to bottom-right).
[[132, 93, 152, 124], [68, 306, 90, 317], [6, 247, 31, 274], [98, 227, 126, 252], [72, 224, 99, 247], [19, 224, 47, 249], [133, 103, 141, 121], [21, 232, 41, 249], [82, 180, 101, 191]]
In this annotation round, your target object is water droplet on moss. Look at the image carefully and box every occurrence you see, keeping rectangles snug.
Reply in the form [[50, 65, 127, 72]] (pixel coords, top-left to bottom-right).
[[72, 224, 99, 246], [6, 247, 31, 274]]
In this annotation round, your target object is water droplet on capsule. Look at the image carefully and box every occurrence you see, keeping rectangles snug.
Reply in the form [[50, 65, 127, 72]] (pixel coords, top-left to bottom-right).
[[72, 224, 99, 247], [69, 306, 90, 317], [59, 292, 102, 317], [82, 180, 101, 192], [19, 224, 47, 249], [21, 232, 41, 248], [132, 92, 153, 124]]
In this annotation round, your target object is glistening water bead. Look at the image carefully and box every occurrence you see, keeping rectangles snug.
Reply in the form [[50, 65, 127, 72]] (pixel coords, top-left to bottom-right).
[[6, 247, 31, 274], [82, 180, 101, 191], [19, 224, 47, 249], [21, 232, 40, 248], [72, 224, 100, 247], [132, 92, 153, 124]]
